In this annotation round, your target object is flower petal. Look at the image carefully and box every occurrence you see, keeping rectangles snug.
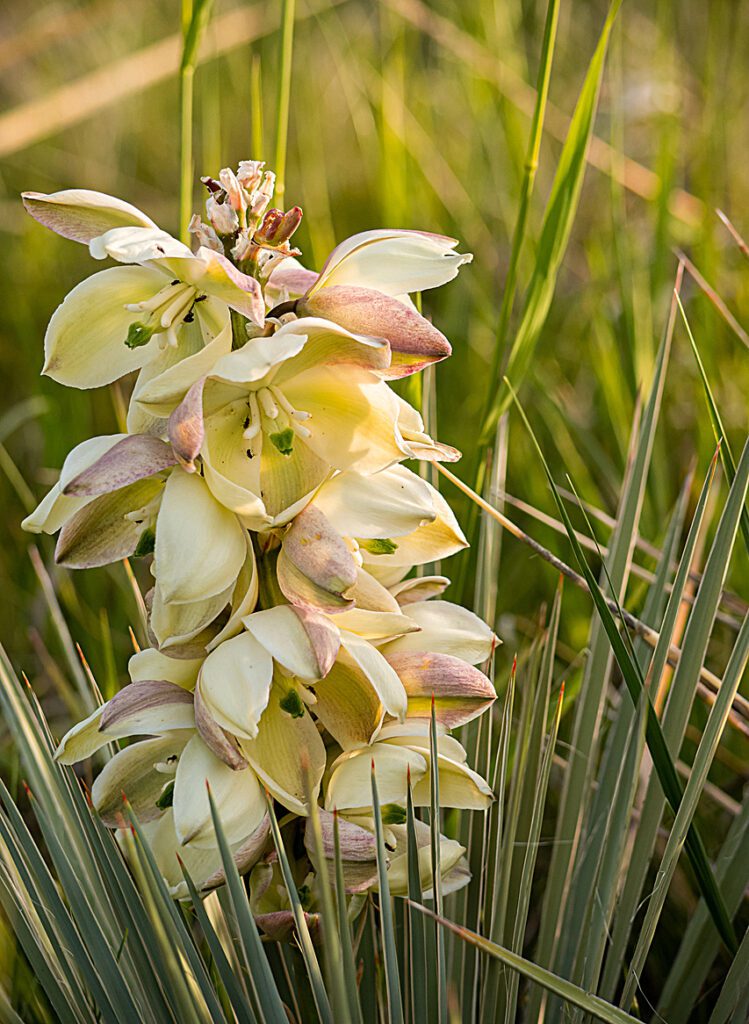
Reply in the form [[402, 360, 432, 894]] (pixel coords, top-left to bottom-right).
[[277, 505, 358, 611], [411, 753, 493, 810], [100, 679, 195, 734], [313, 464, 435, 540], [182, 248, 265, 323], [205, 538, 259, 651], [197, 631, 274, 739], [55, 476, 164, 568], [272, 317, 391, 380], [324, 744, 426, 812], [390, 576, 450, 606], [149, 583, 232, 651], [361, 486, 467, 570], [242, 605, 340, 681], [309, 229, 472, 297], [193, 681, 248, 770], [299, 287, 449, 377], [43, 265, 166, 389], [239, 682, 326, 815], [265, 257, 319, 305], [339, 631, 407, 721], [282, 367, 406, 475], [93, 734, 191, 826], [173, 735, 266, 848], [22, 188, 156, 244], [168, 378, 205, 471], [382, 601, 497, 664], [385, 652, 496, 727], [128, 648, 203, 689], [89, 226, 193, 263], [22, 434, 126, 535], [63, 435, 177, 496], [155, 470, 247, 604], [312, 656, 387, 749]]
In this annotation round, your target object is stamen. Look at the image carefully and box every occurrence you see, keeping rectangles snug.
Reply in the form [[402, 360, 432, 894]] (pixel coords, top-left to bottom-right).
[[269, 385, 311, 422], [160, 284, 195, 328], [243, 392, 261, 439], [257, 387, 279, 419]]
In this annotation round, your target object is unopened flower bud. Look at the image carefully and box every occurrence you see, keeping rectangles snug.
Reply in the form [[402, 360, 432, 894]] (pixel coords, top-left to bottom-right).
[[236, 159, 265, 192], [188, 214, 223, 253], [250, 171, 276, 219], [206, 195, 239, 236], [255, 208, 285, 244], [218, 167, 247, 213]]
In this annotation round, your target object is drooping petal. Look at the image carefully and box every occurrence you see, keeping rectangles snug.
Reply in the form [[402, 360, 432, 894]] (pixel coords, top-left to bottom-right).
[[338, 631, 407, 721], [200, 397, 267, 521], [93, 734, 191, 826], [265, 257, 319, 305], [390, 576, 450, 606], [168, 378, 205, 471], [89, 226, 193, 263], [361, 486, 467, 570], [63, 435, 177, 496], [330, 569, 420, 640], [42, 265, 166, 389], [324, 744, 426, 812], [208, 331, 308, 385], [382, 601, 497, 664], [55, 476, 164, 568], [22, 434, 126, 535], [205, 538, 259, 650], [182, 248, 265, 323], [298, 287, 449, 377], [193, 682, 248, 770], [282, 367, 407, 475], [242, 605, 340, 682], [240, 682, 326, 814], [128, 648, 203, 689], [272, 318, 391, 380], [312, 654, 388, 749], [394, 395, 461, 463], [197, 631, 274, 740], [173, 735, 266, 848], [277, 505, 358, 611], [411, 752, 493, 811], [99, 680, 195, 735], [22, 188, 157, 244], [154, 470, 247, 605], [377, 722, 468, 764], [305, 810, 379, 894], [149, 582, 232, 651], [313, 464, 435, 540], [309, 229, 472, 297], [384, 652, 496, 727], [384, 821, 466, 897]]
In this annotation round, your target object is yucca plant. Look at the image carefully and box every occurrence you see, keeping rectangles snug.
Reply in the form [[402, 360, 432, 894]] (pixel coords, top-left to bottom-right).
[[1, 0, 748, 1022]]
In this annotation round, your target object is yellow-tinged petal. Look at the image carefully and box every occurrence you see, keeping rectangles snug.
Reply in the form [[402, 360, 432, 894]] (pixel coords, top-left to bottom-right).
[[128, 648, 203, 689], [339, 631, 407, 721], [197, 632, 274, 739], [93, 734, 191, 826], [154, 471, 247, 605], [173, 735, 265, 848], [382, 601, 497, 665], [43, 265, 166, 389], [313, 464, 435, 540], [22, 188, 156, 243], [239, 683, 326, 815], [324, 744, 426, 812], [242, 605, 340, 681]]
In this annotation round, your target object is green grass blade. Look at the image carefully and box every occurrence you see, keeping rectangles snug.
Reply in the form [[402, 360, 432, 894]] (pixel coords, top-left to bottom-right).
[[619, 607, 749, 1009], [179, 0, 215, 242], [707, 925, 749, 1024], [371, 764, 405, 1024], [265, 795, 334, 1024], [482, 0, 623, 440], [179, 864, 257, 1024], [331, 812, 365, 1024], [511, 384, 742, 952], [503, 684, 563, 1022], [405, 781, 428, 1024], [410, 903, 643, 1024], [428, 700, 447, 1024], [207, 791, 289, 1024], [274, 0, 296, 204]]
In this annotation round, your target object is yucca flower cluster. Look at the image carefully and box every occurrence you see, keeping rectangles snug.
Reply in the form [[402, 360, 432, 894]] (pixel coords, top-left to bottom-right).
[[22, 162, 498, 922]]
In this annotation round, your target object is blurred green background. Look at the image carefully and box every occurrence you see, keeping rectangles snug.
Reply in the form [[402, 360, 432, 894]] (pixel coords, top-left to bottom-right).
[[0, 0, 747, 743]]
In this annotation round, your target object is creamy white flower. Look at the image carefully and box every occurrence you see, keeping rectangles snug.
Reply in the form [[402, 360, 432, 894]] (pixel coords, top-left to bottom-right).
[[23, 188, 264, 391]]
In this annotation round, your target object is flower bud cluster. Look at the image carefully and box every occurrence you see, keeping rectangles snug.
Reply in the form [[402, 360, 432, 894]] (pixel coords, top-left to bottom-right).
[[21, 162, 493, 916]]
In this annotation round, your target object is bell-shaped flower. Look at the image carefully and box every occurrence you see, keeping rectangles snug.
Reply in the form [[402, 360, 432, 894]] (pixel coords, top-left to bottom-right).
[[22, 428, 254, 652], [288, 229, 471, 377], [22, 188, 264, 392], [276, 463, 467, 607], [135, 317, 447, 529], [324, 723, 493, 817], [192, 614, 328, 813]]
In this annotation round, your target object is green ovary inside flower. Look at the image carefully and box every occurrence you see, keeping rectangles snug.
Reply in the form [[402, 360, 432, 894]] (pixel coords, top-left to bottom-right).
[[242, 385, 312, 460], [124, 279, 202, 350]]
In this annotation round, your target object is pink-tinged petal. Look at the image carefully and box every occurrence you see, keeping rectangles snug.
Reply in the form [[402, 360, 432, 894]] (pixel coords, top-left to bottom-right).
[[305, 810, 379, 893], [309, 229, 472, 297], [255, 912, 321, 943], [193, 679, 248, 770], [63, 435, 176, 496], [168, 378, 205, 471], [99, 679, 194, 734], [55, 476, 165, 569], [299, 286, 450, 377], [277, 505, 358, 612], [265, 257, 319, 305], [291, 605, 341, 678], [390, 576, 450, 606], [241, 604, 340, 681], [198, 815, 270, 892], [385, 652, 496, 728], [272, 318, 391, 381], [184, 248, 265, 324], [22, 188, 156, 244]]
